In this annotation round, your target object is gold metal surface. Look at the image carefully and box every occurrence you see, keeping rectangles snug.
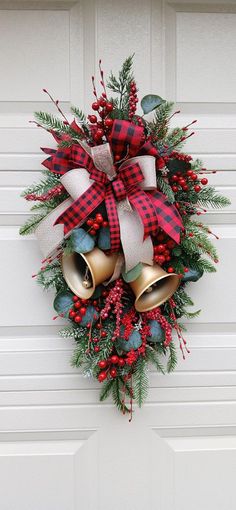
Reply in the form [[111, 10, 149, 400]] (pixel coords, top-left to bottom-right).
[[61, 248, 119, 299], [129, 263, 180, 312]]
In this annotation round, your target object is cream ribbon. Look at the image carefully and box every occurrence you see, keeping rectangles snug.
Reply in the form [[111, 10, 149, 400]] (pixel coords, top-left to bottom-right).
[[35, 146, 156, 271]]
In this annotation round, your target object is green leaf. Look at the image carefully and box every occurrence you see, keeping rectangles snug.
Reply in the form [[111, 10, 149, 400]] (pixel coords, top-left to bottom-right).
[[53, 291, 74, 316], [148, 320, 165, 343], [182, 267, 203, 283], [141, 94, 164, 115], [117, 330, 142, 352], [122, 263, 142, 282], [80, 305, 99, 326], [172, 246, 182, 256], [70, 228, 95, 253], [97, 227, 111, 250], [167, 158, 191, 174]]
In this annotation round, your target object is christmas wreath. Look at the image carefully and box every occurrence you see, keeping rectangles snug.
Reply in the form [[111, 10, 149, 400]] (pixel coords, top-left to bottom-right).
[[20, 56, 230, 417]]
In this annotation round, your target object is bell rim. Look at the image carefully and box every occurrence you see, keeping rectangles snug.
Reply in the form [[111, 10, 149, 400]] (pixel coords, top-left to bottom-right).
[[134, 273, 180, 312]]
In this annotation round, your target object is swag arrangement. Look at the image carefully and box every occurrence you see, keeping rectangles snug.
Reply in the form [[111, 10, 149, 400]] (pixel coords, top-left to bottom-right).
[[20, 57, 229, 417]]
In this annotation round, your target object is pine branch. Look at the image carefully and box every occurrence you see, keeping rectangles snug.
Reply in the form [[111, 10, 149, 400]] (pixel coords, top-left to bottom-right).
[[196, 186, 231, 209], [100, 379, 115, 402], [35, 111, 83, 140], [156, 175, 175, 203], [19, 213, 47, 235], [107, 55, 134, 112], [167, 342, 178, 372], [70, 106, 86, 123], [21, 170, 60, 198], [133, 357, 149, 407], [148, 101, 174, 140], [145, 345, 165, 374], [112, 377, 130, 414], [191, 257, 216, 273]]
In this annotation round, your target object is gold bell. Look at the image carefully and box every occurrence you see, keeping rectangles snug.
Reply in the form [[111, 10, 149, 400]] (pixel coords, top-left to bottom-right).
[[61, 248, 119, 299], [129, 263, 180, 312]]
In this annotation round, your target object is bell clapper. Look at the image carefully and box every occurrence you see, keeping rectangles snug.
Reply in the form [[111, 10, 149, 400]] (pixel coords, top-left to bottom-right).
[[145, 286, 153, 293], [82, 266, 92, 289]]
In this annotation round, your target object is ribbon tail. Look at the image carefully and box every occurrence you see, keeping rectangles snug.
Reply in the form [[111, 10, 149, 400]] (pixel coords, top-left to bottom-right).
[[128, 187, 158, 239], [35, 198, 73, 258], [54, 181, 105, 235], [149, 191, 183, 243], [117, 202, 154, 272], [105, 186, 121, 252]]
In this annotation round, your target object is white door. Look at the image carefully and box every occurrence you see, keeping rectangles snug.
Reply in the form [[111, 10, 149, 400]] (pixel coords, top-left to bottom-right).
[[1, 1, 236, 509]]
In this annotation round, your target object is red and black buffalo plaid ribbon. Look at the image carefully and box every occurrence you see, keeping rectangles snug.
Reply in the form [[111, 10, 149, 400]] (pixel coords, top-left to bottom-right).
[[42, 119, 183, 249]]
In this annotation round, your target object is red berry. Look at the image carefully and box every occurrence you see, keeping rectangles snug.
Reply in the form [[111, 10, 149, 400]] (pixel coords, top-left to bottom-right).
[[69, 310, 76, 318], [101, 330, 107, 338], [80, 307, 87, 316], [98, 371, 107, 382], [167, 267, 174, 273], [95, 214, 103, 224], [156, 244, 165, 254], [93, 337, 99, 343], [89, 115, 97, 123], [94, 346, 100, 352], [93, 223, 100, 230], [99, 98, 107, 107], [191, 173, 198, 181], [102, 221, 108, 228], [166, 240, 175, 249], [155, 255, 165, 265], [118, 358, 125, 367], [194, 185, 201, 193], [73, 296, 79, 302], [110, 355, 119, 364], [104, 118, 113, 128], [74, 301, 81, 309], [110, 367, 117, 378], [184, 267, 189, 273], [90, 229, 96, 236], [98, 360, 107, 369], [186, 170, 193, 177], [201, 178, 208, 185], [92, 102, 99, 111], [74, 315, 82, 323], [95, 128, 104, 139], [106, 102, 113, 112], [172, 186, 179, 193], [86, 218, 94, 226], [172, 175, 178, 182]]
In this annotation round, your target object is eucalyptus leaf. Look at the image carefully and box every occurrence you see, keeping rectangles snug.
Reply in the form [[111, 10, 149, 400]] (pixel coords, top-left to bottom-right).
[[97, 227, 111, 250], [167, 159, 191, 175], [141, 94, 164, 115], [148, 320, 165, 343], [182, 268, 203, 283], [122, 263, 143, 283], [80, 305, 99, 326], [70, 228, 95, 254], [53, 291, 74, 317], [117, 329, 142, 352]]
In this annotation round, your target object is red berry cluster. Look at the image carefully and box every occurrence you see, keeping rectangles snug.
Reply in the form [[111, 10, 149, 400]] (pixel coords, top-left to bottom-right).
[[25, 184, 64, 202], [170, 169, 208, 194], [88, 95, 114, 142], [68, 296, 91, 324], [153, 233, 176, 269], [128, 81, 138, 120], [86, 212, 108, 236], [98, 354, 125, 382], [170, 151, 192, 164]]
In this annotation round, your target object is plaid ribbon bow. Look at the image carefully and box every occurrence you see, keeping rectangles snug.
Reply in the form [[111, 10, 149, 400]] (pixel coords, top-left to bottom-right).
[[42, 120, 183, 253]]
